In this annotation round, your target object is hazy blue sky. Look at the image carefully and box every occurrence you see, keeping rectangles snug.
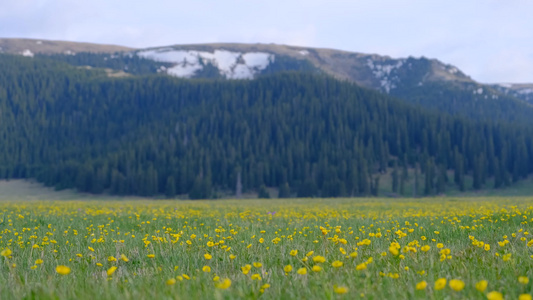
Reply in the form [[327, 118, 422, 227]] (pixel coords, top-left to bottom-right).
[[1, 0, 532, 83]]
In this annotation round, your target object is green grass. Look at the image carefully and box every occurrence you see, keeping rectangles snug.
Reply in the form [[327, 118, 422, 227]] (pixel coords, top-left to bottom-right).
[[1, 198, 533, 299]]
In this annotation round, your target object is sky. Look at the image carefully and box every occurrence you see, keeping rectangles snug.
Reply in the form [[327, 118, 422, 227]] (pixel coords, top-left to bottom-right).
[[1, 0, 532, 83]]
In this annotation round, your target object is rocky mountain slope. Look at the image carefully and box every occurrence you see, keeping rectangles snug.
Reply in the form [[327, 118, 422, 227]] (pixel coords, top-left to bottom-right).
[[490, 83, 533, 104]]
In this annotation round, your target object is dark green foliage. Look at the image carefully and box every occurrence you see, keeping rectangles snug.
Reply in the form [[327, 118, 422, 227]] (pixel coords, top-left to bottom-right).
[[322, 179, 346, 198], [278, 183, 291, 198], [189, 176, 212, 200], [165, 176, 176, 198], [391, 80, 533, 125], [1, 54, 533, 198], [391, 160, 399, 194], [258, 185, 270, 199], [297, 180, 318, 198]]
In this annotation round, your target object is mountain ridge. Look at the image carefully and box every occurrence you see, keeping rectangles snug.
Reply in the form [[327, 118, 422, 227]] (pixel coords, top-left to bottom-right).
[[0, 38, 133, 56], [0, 38, 481, 86], [2, 38, 533, 118], [2, 38, 529, 88]]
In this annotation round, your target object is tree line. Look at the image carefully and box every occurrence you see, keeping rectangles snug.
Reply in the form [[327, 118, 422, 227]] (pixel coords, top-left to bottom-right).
[[0, 54, 532, 198]]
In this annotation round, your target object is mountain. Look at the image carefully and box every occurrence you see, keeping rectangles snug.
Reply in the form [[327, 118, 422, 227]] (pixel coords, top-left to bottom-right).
[[490, 83, 533, 104], [0, 38, 132, 56], [6, 39, 529, 124], [1, 53, 533, 199]]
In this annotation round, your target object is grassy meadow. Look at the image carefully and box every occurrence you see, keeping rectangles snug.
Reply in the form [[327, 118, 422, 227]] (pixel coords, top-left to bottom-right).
[[1, 197, 533, 299]]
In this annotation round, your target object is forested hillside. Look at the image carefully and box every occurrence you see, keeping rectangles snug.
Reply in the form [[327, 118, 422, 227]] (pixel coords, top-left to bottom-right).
[[1, 54, 532, 198], [39, 50, 533, 126]]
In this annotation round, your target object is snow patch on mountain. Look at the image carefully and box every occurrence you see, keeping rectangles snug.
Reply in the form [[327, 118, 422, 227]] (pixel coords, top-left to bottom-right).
[[366, 59, 405, 92], [21, 49, 34, 57], [447, 66, 458, 74], [497, 83, 513, 88], [137, 48, 274, 79]]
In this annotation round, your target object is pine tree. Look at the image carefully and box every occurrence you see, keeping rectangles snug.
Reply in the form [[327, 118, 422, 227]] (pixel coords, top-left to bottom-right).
[[258, 185, 270, 199], [165, 176, 176, 198], [278, 182, 291, 198], [391, 160, 399, 194]]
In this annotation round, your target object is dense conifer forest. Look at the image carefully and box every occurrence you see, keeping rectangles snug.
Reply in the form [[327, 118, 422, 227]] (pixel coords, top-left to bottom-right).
[[1, 54, 532, 198]]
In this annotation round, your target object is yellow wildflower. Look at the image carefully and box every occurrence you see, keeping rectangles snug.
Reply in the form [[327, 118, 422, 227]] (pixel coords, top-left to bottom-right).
[[416, 281, 427, 290], [331, 260, 343, 268], [284, 265, 292, 273], [435, 278, 447, 290], [241, 264, 252, 274], [519, 276, 529, 284], [334, 286, 348, 294], [475, 280, 488, 292], [1, 248, 12, 257], [312, 265, 322, 272], [107, 266, 117, 276], [56, 265, 71, 275], [216, 278, 231, 289], [312, 256, 326, 263], [486, 291, 503, 300], [449, 279, 465, 292]]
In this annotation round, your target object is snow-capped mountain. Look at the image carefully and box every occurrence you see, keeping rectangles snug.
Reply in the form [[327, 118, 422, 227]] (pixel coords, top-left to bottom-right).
[[0, 38, 495, 94], [2, 38, 533, 117], [127, 43, 476, 94]]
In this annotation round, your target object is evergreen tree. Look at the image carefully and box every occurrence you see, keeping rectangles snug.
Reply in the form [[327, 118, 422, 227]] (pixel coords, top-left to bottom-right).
[[258, 185, 270, 199], [278, 182, 291, 198], [391, 160, 399, 194], [189, 176, 212, 199], [165, 176, 176, 198], [297, 180, 318, 198]]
